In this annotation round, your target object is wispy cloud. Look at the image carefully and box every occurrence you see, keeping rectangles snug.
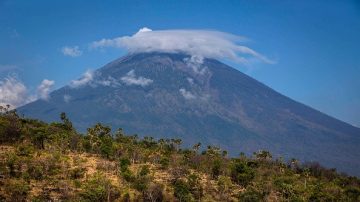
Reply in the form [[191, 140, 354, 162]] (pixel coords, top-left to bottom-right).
[[63, 94, 71, 103], [70, 70, 94, 88], [0, 76, 54, 108], [91, 27, 273, 64], [179, 88, 196, 100], [121, 70, 153, 87], [97, 76, 121, 87], [0, 64, 19, 73], [61, 46, 82, 57], [69, 70, 122, 89], [37, 79, 55, 100], [183, 55, 208, 75]]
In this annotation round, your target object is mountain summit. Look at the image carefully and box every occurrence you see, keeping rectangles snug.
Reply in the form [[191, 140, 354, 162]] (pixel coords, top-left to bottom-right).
[[18, 52, 360, 175]]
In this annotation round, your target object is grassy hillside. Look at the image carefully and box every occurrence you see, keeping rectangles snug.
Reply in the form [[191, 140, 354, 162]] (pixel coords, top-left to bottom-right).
[[0, 106, 359, 201]]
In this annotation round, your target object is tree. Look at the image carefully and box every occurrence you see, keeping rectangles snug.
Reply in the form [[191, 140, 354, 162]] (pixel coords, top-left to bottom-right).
[[31, 129, 48, 149], [211, 159, 222, 179], [0, 108, 21, 144], [254, 150, 272, 161], [192, 142, 201, 153], [171, 138, 182, 152], [60, 112, 73, 130]]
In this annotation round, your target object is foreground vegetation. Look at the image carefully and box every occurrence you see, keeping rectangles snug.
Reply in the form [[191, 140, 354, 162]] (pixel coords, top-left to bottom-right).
[[0, 105, 359, 201]]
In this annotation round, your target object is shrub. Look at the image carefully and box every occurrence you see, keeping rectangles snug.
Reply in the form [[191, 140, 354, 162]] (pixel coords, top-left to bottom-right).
[[3, 179, 30, 201], [27, 163, 44, 180], [6, 152, 20, 177], [344, 187, 360, 201], [274, 176, 297, 199], [173, 179, 193, 202], [69, 167, 86, 179], [230, 161, 255, 187], [119, 158, 131, 172], [79, 173, 120, 202], [211, 159, 222, 179], [187, 173, 203, 200], [144, 183, 164, 202], [159, 157, 170, 169], [217, 175, 232, 195], [139, 165, 150, 176], [16, 143, 34, 156], [238, 186, 264, 202], [133, 175, 150, 192], [121, 169, 135, 182]]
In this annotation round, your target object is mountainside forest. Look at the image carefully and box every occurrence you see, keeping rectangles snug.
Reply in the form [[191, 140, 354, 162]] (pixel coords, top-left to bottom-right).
[[1, 105, 360, 201]]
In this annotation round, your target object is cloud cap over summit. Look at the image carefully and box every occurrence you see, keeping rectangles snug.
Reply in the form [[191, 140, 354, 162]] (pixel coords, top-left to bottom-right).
[[91, 28, 273, 64]]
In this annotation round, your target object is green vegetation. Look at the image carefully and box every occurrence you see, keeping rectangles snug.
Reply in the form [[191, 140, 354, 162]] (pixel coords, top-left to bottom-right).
[[0, 105, 359, 201]]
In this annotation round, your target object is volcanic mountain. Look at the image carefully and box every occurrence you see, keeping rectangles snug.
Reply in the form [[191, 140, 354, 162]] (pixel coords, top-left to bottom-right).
[[18, 52, 360, 176]]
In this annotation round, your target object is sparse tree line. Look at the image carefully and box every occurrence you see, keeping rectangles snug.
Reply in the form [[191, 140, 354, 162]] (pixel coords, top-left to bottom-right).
[[0, 105, 359, 201]]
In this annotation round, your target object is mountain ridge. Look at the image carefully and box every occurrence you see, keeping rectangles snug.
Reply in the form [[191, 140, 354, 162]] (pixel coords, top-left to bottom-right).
[[18, 52, 360, 176]]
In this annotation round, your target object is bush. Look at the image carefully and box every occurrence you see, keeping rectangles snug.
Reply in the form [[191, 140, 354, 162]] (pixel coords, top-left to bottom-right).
[[3, 179, 30, 201], [144, 183, 164, 202], [119, 158, 131, 172], [79, 173, 120, 202], [0, 113, 22, 144], [344, 187, 360, 201], [133, 175, 149, 192], [187, 173, 203, 200], [27, 163, 44, 180], [230, 161, 255, 187], [173, 179, 193, 202], [159, 157, 170, 169], [274, 176, 297, 199], [16, 143, 34, 156], [121, 169, 135, 182], [217, 175, 232, 195], [211, 159, 222, 179], [139, 165, 150, 176], [6, 152, 20, 177], [238, 186, 264, 202], [69, 167, 86, 179]]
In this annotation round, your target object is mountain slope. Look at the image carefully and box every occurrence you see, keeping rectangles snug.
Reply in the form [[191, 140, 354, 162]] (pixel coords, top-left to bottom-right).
[[18, 52, 360, 176]]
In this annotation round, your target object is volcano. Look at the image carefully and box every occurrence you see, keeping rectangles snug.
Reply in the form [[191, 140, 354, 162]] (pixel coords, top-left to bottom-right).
[[18, 52, 360, 176]]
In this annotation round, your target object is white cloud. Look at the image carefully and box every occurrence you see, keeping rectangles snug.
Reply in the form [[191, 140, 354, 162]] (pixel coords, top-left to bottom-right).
[[0, 76, 29, 108], [91, 28, 273, 64], [69, 70, 121, 89], [61, 46, 82, 57], [97, 76, 121, 87], [183, 55, 208, 75], [64, 94, 71, 103], [0, 76, 55, 108], [179, 88, 196, 100], [70, 70, 94, 88], [37, 79, 55, 100], [187, 77, 194, 85], [121, 70, 153, 87]]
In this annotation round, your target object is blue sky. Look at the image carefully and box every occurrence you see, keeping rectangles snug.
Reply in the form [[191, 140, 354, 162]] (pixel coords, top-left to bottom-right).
[[0, 0, 359, 126]]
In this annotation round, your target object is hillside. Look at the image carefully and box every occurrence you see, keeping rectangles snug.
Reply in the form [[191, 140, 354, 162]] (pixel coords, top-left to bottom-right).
[[1, 106, 360, 201], [18, 52, 360, 176]]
